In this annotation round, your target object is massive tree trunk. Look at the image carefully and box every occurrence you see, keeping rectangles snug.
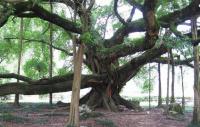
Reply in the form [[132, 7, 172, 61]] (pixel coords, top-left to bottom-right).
[[14, 18, 23, 106], [192, 17, 200, 124], [170, 49, 175, 103], [158, 63, 162, 107]]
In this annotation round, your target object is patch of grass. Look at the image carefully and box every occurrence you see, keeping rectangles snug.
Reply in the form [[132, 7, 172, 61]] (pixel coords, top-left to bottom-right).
[[0, 113, 29, 123], [80, 112, 103, 120], [95, 119, 117, 127], [66, 125, 75, 127], [32, 118, 48, 125], [188, 123, 200, 127]]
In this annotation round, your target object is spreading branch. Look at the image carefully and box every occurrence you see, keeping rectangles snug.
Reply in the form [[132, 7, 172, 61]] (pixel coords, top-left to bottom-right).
[[152, 57, 194, 68], [0, 73, 104, 96], [6, 1, 82, 34], [114, 0, 126, 25], [0, 73, 33, 83]]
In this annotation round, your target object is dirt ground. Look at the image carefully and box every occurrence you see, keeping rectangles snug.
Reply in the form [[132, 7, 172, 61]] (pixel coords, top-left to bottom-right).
[[0, 104, 192, 127]]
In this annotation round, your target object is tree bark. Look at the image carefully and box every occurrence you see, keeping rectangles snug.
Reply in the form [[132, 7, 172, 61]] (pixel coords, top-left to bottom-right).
[[192, 17, 200, 124], [158, 63, 162, 107], [14, 17, 23, 106], [67, 44, 84, 127], [170, 49, 175, 103]]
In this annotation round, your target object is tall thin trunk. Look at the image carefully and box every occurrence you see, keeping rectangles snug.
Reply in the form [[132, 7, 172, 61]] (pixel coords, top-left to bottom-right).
[[170, 49, 175, 103], [158, 63, 162, 107], [192, 17, 200, 124], [166, 50, 170, 106], [14, 18, 23, 106], [49, 2, 53, 105], [180, 65, 185, 110], [148, 63, 151, 110], [67, 44, 84, 127], [67, 4, 83, 126]]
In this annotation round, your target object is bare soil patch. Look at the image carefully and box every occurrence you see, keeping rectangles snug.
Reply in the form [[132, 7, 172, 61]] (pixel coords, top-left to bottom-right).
[[0, 104, 191, 127]]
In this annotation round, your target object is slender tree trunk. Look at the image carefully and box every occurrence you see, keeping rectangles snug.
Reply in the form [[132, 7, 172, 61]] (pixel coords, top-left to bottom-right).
[[49, 2, 53, 105], [192, 17, 200, 124], [170, 49, 175, 103], [158, 63, 162, 107], [180, 65, 185, 111], [166, 50, 170, 106], [67, 44, 84, 127], [14, 18, 23, 106]]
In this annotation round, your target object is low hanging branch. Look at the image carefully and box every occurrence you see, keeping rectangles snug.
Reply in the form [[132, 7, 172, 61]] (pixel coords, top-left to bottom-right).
[[0, 73, 33, 83], [0, 73, 104, 96]]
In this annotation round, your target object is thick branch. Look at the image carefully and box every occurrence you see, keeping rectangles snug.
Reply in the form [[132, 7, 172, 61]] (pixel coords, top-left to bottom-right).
[[114, 0, 126, 25], [0, 73, 33, 83], [12, 2, 82, 34], [152, 57, 194, 68], [159, 0, 200, 28], [100, 37, 154, 62], [105, 0, 200, 48], [0, 73, 104, 96], [118, 44, 167, 83]]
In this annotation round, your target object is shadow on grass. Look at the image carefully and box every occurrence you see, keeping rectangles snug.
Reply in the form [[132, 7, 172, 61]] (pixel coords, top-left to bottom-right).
[[0, 103, 56, 113], [0, 113, 29, 123], [95, 119, 117, 127], [188, 123, 200, 127]]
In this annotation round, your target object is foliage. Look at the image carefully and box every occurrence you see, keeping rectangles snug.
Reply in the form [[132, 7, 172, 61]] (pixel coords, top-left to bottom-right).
[[0, 66, 9, 85], [57, 68, 69, 75], [80, 32, 94, 44], [140, 79, 154, 93], [23, 58, 48, 79], [133, 65, 156, 93]]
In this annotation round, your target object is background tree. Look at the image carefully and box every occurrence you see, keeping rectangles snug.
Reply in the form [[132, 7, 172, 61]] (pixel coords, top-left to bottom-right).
[[14, 18, 23, 106], [170, 49, 175, 103], [157, 63, 162, 107], [49, 1, 53, 105], [166, 50, 170, 106]]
